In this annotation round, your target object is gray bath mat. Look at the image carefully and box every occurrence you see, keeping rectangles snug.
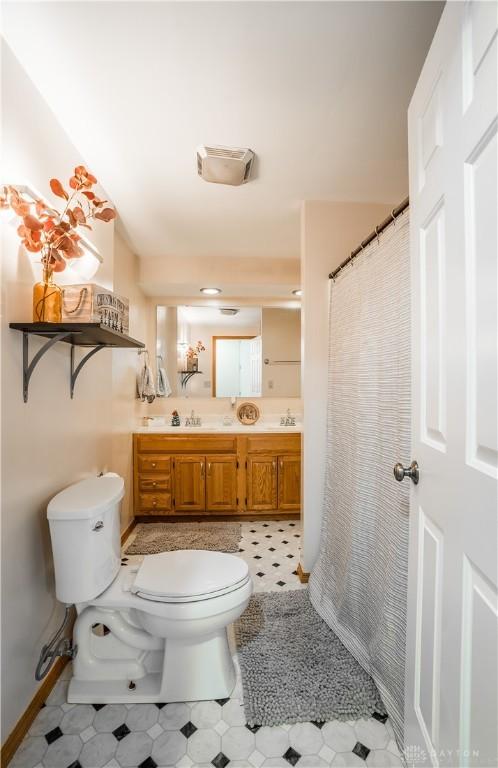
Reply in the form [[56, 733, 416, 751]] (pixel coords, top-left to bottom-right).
[[235, 589, 386, 726], [125, 522, 242, 555]]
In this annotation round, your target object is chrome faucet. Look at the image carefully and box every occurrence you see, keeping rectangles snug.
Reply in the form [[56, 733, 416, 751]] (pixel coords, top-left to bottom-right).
[[185, 410, 202, 427], [280, 408, 296, 427]]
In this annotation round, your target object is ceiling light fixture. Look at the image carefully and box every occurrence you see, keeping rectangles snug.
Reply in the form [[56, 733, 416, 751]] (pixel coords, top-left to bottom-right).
[[200, 287, 222, 295], [292, 289, 302, 297]]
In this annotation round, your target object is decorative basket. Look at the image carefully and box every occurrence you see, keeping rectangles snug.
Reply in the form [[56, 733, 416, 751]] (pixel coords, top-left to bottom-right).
[[62, 284, 129, 334]]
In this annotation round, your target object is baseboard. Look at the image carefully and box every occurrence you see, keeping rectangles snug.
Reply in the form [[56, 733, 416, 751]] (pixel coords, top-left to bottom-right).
[[121, 517, 136, 545], [0, 656, 69, 768], [135, 513, 300, 523], [296, 562, 310, 583]]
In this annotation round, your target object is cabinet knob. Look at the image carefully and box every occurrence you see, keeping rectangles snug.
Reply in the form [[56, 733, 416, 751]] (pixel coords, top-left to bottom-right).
[[152, 482, 157, 487], [151, 462, 157, 468], [152, 499, 157, 506]]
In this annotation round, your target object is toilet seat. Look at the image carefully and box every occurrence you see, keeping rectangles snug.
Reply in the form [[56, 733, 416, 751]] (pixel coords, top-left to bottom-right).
[[130, 550, 250, 604]]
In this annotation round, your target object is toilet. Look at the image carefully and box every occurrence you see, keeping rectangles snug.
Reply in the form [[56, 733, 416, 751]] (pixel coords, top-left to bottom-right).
[[47, 474, 252, 704]]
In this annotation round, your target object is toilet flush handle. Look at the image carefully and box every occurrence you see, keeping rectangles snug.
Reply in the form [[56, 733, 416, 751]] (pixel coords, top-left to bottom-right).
[[93, 520, 104, 531]]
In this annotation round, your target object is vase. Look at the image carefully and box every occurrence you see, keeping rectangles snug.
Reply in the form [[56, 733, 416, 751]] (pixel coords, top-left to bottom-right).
[[33, 267, 62, 323]]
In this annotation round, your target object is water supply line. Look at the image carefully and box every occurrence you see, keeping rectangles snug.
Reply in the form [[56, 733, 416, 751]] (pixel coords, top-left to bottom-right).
[[35, 605, 77, 681]]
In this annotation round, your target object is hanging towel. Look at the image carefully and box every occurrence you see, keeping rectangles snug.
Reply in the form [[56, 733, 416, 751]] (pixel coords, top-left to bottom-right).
[[156, 361, 172, 398], [137, 351, 156, 403]]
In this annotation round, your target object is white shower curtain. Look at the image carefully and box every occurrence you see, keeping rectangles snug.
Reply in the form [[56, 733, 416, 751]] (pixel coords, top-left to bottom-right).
[[309, 212, 410, 745]]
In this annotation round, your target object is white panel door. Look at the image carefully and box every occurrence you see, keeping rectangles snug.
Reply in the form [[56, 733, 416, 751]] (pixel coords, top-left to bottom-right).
[[405, 3, 497, 767]]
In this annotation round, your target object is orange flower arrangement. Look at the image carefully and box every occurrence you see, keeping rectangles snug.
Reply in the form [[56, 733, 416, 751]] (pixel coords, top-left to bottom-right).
[[186, 340, 206, 359], [1, 166, 116, 321], [1, 166, 116, 274]]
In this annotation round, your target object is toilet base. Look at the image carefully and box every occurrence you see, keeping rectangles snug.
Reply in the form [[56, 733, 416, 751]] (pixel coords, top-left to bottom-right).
[[68, 674, 164, 704], [160, 630, 236, 702], [68, 619, 236, 704], [69, 654, 236, 704]]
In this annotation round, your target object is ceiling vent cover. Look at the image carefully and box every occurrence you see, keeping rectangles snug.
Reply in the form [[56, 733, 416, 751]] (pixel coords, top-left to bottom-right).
[[197, 145, 254, 186], [220, 308, 240, 316]]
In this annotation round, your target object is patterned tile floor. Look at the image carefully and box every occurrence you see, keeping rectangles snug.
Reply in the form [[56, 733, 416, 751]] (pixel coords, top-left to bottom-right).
[[12, 520, 403, 768]]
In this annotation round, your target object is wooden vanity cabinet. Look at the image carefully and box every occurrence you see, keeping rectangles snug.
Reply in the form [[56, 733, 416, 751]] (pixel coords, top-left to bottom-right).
[[277, 454, 301, 511], [245, 452, 301, 512], [174, 455, 206, 512], [133, 432, 300, 518], [246, 455, 278, 510], [135, 454, 173, 513], [206, 455, 238, 512]]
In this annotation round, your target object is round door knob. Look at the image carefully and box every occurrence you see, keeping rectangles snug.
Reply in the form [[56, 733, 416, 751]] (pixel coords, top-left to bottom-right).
[[393, 460, 419, 485]]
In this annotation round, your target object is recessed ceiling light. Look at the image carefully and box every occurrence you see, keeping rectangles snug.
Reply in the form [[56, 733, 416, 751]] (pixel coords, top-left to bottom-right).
[[200, 287, 222, 295], [292, 289, 302, 297]]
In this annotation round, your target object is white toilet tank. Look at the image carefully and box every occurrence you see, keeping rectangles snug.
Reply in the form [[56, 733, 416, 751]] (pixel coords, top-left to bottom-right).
[[47, 475, 124, 604]]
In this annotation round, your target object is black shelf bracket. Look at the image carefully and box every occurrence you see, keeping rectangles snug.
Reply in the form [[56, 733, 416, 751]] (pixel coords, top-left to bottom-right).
[[10, 323, 144, 402], [22, 331, 72, 403], [70, 344, 106, 399], [179, 370, 203, 389]]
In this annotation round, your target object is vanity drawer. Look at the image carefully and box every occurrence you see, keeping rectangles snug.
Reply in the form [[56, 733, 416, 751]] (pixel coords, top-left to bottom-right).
[[138, 474, 171, 492], [246, 434, 301, 454], [138, 492, 172, 511], [136, 435, 237, 454], [137, 455, 171, 473]]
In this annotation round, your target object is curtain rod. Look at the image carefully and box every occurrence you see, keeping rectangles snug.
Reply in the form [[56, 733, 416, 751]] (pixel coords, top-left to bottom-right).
[[328, 196, 409, 280]]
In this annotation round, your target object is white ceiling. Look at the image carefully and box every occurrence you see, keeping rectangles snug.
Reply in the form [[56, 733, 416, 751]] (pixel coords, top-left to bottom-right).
[[3, 1, 442, 268]]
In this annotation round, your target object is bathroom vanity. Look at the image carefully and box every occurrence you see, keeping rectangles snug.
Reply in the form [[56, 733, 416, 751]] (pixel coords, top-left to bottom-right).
[[133, 430, 301, 518]]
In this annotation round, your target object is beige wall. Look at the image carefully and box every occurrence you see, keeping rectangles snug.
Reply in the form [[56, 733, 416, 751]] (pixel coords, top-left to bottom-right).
[[140, 254, 300, 297], [300, 200, 393, 571], [111, 233, 149, 530], [139, 396, 302, 423], [261, 307, 301, 397], [0, 47, 147, 741]]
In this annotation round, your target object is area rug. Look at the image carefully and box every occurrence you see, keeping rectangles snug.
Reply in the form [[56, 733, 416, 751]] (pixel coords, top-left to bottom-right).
[[125, 522, 242, 555], [234, 589, 386, 726]]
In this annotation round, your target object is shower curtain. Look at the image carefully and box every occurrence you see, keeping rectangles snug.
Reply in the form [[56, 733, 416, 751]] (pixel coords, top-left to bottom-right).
[[309, 211, 410, 745]]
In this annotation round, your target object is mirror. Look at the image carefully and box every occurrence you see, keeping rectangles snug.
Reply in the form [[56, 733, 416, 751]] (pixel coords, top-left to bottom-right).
[[156, 305, 301, 398]]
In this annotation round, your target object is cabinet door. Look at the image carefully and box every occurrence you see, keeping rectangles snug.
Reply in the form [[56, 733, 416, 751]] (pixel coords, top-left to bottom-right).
[[174, 455, 206, 512], [247, 455, 277, 510], [206, 455, 237, 512], [277, 455, 301, 511]]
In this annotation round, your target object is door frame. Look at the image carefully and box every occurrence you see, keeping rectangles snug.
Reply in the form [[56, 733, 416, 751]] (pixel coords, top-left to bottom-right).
[[211, 335, 257, 397]]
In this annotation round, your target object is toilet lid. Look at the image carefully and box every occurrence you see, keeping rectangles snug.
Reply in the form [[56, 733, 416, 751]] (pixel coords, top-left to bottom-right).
[[130, 550, 250, 603]]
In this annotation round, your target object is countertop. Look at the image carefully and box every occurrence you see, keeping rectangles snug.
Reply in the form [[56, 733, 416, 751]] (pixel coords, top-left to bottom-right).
[[134, 423, 302, 434]]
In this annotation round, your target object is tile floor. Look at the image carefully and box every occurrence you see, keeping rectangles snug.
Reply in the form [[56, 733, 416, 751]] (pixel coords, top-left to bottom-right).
[[11, 520, 403, 768]]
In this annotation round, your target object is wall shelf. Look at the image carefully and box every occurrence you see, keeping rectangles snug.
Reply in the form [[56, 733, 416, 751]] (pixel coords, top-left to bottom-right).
[[178, 370, 203, 389], [9, 322, 145, 402]]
